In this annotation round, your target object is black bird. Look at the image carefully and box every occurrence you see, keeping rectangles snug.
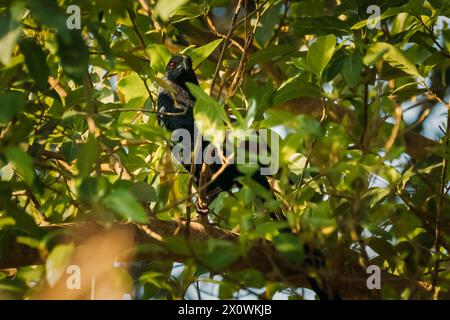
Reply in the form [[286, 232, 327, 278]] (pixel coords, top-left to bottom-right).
[[157, 54, 339, 300], [157, 54, 198, 137], [157, 54, 273, 213]]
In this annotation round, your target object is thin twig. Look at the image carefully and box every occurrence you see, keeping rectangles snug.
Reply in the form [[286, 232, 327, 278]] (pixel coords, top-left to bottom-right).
[[414, 15, 450, 58], [127, 8, 147, 49], [210, 0, 245, 96], [431, 110, 450, 296], [266, 0, 289, 47], [205, 14, 245, 52], [228, 0, 263, 97]]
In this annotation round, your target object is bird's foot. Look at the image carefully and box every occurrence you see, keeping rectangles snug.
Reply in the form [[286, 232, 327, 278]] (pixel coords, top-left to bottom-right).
[[195, 199, 210, 225], [195, 199, 209, 214]]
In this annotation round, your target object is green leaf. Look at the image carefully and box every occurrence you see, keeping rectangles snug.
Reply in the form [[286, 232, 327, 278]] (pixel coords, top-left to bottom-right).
[[255, 221, 289, 237], [20, 37, 50, 91], [444, 29, 450, 52], [46, 243, 75, 287], [365, 42, 418, 76], [201, 239, 240, 271], [118, 96, 147, 124], [304, 202, 336, 234], [351, 6, 406, 30], [0, 11, 22, 65], [293, 16, 351, 37], [61, 141, 79, 164], [163, 237, 191, 256], [78, 177, 110, 203], [77, 136, 99, 177], [292, 56, 311, 72], [265, 282, 286, 299], [188, 83, 230, 147], [271, 77, 321, 105], [171, 3, 204, 23], [28, 1, 88, 82], [28, 0, 68, 37], [155, 0, 189, 21], [110, 266, 133, 292], [146, 44, 172, 74], [243, 98, 257, 129], [306, 34, 336, 78], [4, 146, 35, 187], [118, 73, 148, 103], [273, 233, 304, 263], [103, 189, 149, 223], [392, 213, 422, 238], [130, 182, 157, 203], [229, 269, 265, 288], [0, 217, 15, 228], [343, 52, 363, 88], [255, 2, 283, 46], [57, 31, 89, 82], [248, 44, 297, 66], [189, 39, 223, 69], [0, 90, 27, 126], [2, 201, 41, 237], [219, 281, 236, 299], [113, 180, 157, 203]]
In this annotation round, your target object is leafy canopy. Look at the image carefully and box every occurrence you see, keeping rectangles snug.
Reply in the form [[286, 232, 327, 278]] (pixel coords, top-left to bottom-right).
[[0, 0, 450, 300]]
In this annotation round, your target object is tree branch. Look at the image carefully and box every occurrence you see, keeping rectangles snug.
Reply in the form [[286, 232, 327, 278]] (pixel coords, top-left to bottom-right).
[[0, 219, 431, 299]]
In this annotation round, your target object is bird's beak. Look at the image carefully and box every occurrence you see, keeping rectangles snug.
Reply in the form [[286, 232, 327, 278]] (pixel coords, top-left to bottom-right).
[[180, 59, 189, 71]]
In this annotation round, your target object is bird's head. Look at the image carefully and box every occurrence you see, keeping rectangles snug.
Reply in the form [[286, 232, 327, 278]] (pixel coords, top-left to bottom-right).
[[165, 54, 199, 89]]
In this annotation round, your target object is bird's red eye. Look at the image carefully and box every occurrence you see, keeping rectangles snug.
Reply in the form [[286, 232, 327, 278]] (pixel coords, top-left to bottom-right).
[[169, 62, 176, 69]]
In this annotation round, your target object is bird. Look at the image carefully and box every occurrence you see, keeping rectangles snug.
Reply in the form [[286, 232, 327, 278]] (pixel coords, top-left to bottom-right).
[[157, 54, 275, 215], [157, 53, 339, 300], [157, 54, 198, 137]]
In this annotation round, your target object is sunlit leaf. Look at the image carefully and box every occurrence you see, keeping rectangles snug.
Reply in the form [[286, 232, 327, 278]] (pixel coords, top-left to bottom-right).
[[306, 34, 336, 78], [343, 52, 363, 88], [77, 136, 99, 177], [0, 11, 22, 65], [46, 243, 75, 287], [189, 39, 223, 69], [20, 38, 50, 91], [273, 234, 303, 263], [365, 42, 418, 76], [188, 83, 230, 147], [4, 146, 35, 187], [146, 44, 172, 74], [0, 90, 27, 126], [104, 189, 149, 223], [155, 0, 189, 21]]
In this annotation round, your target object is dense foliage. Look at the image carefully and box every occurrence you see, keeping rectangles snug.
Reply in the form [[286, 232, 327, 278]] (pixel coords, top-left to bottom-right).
[[0, 0, 450, 299]]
